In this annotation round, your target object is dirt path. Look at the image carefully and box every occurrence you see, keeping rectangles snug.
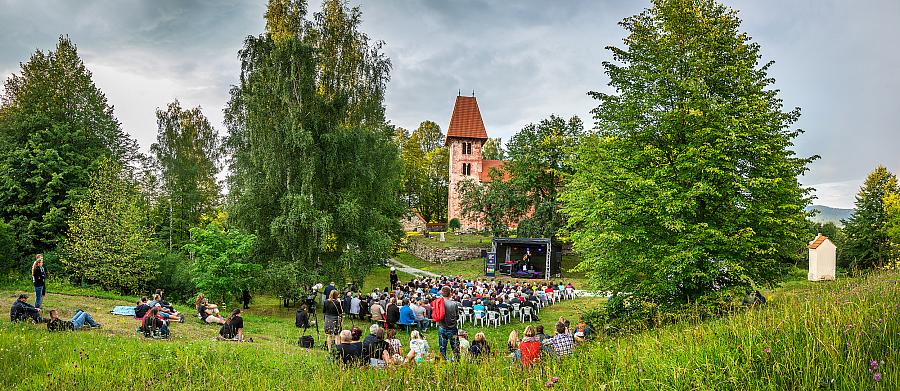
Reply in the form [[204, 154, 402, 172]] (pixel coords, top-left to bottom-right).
[[386, 258, 440, 278]]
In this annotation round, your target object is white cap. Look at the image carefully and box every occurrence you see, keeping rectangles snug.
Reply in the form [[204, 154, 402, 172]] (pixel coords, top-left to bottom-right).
[[390, 267, 396, 271]]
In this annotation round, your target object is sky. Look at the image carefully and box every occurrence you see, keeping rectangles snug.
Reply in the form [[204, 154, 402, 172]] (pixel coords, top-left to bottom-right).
[[1, 0, 898, 209]]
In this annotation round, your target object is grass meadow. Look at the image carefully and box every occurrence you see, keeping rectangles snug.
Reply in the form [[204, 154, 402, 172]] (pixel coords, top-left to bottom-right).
[[1, 269, 898, 390]]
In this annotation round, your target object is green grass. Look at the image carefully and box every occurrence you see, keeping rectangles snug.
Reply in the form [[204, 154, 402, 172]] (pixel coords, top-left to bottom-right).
[[2, 270, 899, 390]]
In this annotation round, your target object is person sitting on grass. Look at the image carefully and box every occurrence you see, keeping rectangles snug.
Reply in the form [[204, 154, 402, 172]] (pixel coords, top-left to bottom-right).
[[218, 308, 246, 342], [544, 322, 575, 357], [405, 330, 431, 363], [385, 328, 403, 362], [140, 307, 170, 338], [134, 297, 152, 319], [507, 329, 520, 356], [47, 309, 101, 331], [363, 328, 394, 368], [458, 330, 471, 358], [150, 293, 183, 323], [334, 328, 364, 366], [195, 294, 225, 325], [469, 332, 491, 358], [10, 294, 42, 323], [573, 320, 592, 343], [518, 325, 542, 366]]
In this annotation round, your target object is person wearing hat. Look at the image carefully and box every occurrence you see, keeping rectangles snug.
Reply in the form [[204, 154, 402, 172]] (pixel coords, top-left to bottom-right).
[[10, 294, 42, 323], [389, 267, 398, 291]]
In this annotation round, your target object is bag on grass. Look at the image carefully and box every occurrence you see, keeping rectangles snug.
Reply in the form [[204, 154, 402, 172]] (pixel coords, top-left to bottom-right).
[[219, 323, 236, 340], [431, 297, 445, 323], [298, 335, 315, 348]]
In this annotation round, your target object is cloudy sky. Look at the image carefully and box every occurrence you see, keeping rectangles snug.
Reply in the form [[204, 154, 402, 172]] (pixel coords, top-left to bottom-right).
[[1, 0, 897, 209]]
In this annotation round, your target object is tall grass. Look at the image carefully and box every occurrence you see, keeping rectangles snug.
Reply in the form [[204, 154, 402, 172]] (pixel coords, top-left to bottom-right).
[[1, 271, 897, 390]]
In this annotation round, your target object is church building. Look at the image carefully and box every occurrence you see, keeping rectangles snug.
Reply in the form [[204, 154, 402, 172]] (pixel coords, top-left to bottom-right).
[[446, 95, 506, 231]]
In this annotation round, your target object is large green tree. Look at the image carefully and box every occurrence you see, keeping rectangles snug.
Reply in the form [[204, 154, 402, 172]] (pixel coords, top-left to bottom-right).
[[482, 137, 506, 160], [0, 36, 138, 258], [151, 101, 222, 251], [562, 0, 815, 306], [225, 0, 403, 288], [183, 222, 259, 306], [842, 165, 898, 270], [507, 115, 583, 239], [61, 158, 153, 293]]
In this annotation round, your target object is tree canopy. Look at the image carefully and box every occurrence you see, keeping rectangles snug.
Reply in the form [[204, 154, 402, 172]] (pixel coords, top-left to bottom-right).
[[0, 36, 138, 260], [225, 0, 403, 288], [842, 165, 898, 270], [562, 0, 815, 307]]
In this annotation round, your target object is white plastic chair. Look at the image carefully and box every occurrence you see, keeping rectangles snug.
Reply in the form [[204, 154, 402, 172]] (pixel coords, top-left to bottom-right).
[[511, 303, 521, 320], [499, 308, 511, 324], [473, 310, 485, 327], [521, 306, 534, 322], [486, 311, 500, 328], [461, 307, 473, 325]]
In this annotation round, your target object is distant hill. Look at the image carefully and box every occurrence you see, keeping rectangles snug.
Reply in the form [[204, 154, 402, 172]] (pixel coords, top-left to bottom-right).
[[805, 204, 854, 226]]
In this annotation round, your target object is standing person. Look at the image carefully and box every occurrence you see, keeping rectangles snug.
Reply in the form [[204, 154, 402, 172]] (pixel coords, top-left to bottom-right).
[[389, 267, 399, 291], [436, 286, 461, 361], [32, 254, 47, 309], [349, 293, 361, 320], [323, 290, 343, 352], [241, 289, 251, 309]]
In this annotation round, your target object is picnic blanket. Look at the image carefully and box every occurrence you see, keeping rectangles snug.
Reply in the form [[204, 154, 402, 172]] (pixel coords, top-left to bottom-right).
[[110, 305, 136, 317]]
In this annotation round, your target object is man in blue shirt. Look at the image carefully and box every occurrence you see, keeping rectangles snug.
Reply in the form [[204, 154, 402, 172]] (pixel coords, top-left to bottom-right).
[[398, 299, 418, 333]]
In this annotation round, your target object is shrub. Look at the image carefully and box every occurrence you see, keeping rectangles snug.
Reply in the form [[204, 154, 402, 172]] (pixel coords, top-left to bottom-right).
[[183, 222, 259, 306], [448, 218, 461, 232], [148, 250, 196, 304]]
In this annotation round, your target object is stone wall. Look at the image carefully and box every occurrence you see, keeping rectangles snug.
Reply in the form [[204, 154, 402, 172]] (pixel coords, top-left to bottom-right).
[[406, 239, 486, 264]]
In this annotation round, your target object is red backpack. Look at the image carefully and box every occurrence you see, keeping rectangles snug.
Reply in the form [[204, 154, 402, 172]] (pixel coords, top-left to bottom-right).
[[431, 297, 445, 323]]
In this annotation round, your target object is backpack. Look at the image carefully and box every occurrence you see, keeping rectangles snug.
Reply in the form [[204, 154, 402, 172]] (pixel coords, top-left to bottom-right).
[[431, 297, 445, 323], [219, 323, 237, 340], [298, 335, 315, 348]]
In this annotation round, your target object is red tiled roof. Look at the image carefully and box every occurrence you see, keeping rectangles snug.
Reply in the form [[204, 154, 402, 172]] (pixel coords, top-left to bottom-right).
[[446, 96, 488, 142], [480, 160, 509, 182], [808, 235, 829, 249]]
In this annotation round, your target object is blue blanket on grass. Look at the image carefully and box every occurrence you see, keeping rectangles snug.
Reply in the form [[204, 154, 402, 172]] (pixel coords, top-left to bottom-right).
[[111, 306, 136, 316]]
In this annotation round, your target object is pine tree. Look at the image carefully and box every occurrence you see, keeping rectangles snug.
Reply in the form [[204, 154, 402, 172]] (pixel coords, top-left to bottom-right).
[[562, 0, 815, 306], [0, 36, 138, 257], [842, 165, 898, 270]]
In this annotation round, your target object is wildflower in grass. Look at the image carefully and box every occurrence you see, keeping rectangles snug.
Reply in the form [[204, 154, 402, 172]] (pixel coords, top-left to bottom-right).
[[874, 372, 882, 381], [870, 360, 878, 369], [546, 381, 554, 388], [763, 348, 770, 354], [552, 377, 559, 383]]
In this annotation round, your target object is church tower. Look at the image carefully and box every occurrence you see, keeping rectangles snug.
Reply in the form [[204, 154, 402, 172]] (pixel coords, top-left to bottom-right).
[[446, 95, 488, 231]]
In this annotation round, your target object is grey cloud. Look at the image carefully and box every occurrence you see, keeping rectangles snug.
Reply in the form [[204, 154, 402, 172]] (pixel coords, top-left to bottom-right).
[[1, 0, 897, 208]]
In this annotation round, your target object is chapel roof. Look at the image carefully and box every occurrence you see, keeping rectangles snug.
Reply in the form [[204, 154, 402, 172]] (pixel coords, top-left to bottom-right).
[[446, 95, 488, 142], [808, 235, 830, 249]]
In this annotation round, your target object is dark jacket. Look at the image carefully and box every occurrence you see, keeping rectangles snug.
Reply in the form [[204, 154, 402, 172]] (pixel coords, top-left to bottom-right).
[[385, 304, 400, 324], [10, 300, 40, 322], [33, 267, 46, 287]]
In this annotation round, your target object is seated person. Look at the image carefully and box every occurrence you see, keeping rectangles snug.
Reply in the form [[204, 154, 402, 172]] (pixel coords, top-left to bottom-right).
[[573, 320, 592, 343], [405, 330, 431, 363], [518, 326, 542, 366], [333, 328, 364, 366], [151, 294, 182, 323], [472, 302, 486, 319], [469, 332, 491, 358], [412, 299, 429, 330], [140, 307, 170, 338], [218, 308, 246, 342], [195, 294, 225, 324], [363, 328, 394, 368], [134, 297, 152, 319], [47, 309, 101, 331], [543, 322, 575, 357], [398, 300, 418, 332], [10, 294, 42, 323]]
